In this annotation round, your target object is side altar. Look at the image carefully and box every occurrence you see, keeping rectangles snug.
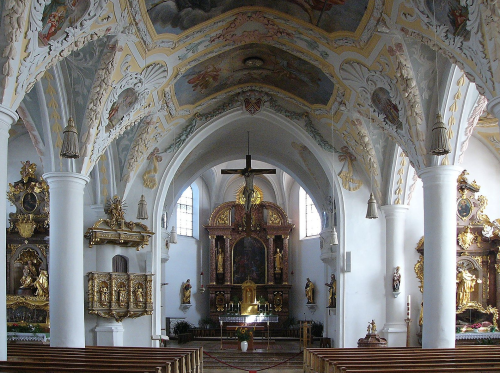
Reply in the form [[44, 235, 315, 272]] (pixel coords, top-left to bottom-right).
[[205, 200, 294, 325]]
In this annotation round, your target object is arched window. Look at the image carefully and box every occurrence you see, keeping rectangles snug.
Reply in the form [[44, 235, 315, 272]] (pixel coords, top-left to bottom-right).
[[112, 255, 128, 273], [177, 186, 193, 237], [300, 187, 321, 237]]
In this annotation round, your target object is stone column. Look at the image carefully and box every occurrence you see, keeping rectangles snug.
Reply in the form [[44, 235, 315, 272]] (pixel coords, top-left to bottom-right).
[[209, 236, 216, 284], [282, 235, 289, 285], [224, 236, 231, 284], [0, 105, 17, 360], [268, 235, 274, 284], [380, 204, 409, 347], [44, 172, 89, 348], [417, 165, 462, 348]]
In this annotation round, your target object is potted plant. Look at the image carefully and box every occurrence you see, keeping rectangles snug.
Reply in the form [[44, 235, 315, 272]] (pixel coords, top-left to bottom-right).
[[470, 323, 482, 333], [311, 321, 324, 339], [7, 323, 47, 342], [235, 327, 253, 352]]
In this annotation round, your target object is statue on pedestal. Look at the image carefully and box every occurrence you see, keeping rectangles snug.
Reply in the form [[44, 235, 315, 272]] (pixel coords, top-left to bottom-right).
[[182, 279, 192, 304], [392, 266, 401, 292], [456, 267, 481, 307], [274, 249, 282, 273], [325, 273, 336, 308], [217, 248, 224, 274], [34, 270, 49, 298], [305, 278, 314, 304], [20, 260, 37, 289]]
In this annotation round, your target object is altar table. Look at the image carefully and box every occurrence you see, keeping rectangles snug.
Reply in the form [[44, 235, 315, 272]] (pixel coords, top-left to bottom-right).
[[219, 315, 279, 350]]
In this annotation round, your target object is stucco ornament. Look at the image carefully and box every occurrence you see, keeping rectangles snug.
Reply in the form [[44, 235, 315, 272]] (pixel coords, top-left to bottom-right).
[[1, 0, 29, 80], [340, 60, 423, 170], [16, 0, 110, 99], [90, 62, 168, 164], [401, 0, 493, 94]]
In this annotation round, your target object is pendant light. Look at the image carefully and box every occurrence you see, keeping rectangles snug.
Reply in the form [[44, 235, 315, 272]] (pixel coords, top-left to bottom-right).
[[366, 109, 378, 219], [429, 0, 451, 156], [330, 109, 339, 245], [60, 32, 80, 159], [137, 54, 148, 220], [169, 119, 178, 244]]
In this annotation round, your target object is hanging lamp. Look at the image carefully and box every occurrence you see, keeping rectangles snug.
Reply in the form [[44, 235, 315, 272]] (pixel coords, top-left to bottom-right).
[[137, 194, 148, 220], [366, 192, 379, 219], [330, 112, 339, 246]]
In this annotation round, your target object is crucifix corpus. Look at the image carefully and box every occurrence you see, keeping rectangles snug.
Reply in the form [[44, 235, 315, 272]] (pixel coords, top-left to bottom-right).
[[221, 133, 276, 213]]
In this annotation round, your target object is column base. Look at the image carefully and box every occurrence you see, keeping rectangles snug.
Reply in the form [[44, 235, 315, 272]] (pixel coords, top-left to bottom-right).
[[95, 321, 124, 346], [380, 323, 407, 347]]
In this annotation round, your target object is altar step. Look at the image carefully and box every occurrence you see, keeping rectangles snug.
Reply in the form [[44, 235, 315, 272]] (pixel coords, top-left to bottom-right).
[[203, 350, 303, 370]]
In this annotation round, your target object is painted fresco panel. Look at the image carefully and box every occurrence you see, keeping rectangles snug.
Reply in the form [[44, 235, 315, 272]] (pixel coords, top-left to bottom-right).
[[174, 43, 335, 106], [146, 0, 368, 35], [425, 0, 470, 40]]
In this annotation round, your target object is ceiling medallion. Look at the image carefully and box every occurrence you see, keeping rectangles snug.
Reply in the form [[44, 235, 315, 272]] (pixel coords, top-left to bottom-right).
[[244, 57, 264, 67]]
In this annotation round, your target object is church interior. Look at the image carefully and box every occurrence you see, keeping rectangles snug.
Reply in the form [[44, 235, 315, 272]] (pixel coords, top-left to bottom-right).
[[3, 0, 500, 368]]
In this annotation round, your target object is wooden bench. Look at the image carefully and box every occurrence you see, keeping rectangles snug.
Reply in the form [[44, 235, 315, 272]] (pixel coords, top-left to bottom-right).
[[7, 344, 202, 373], [304, 346, 500, 373]]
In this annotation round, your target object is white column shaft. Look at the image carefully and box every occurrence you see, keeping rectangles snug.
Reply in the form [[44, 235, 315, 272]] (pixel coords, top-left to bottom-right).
[[0, 106, 17, 360], [418, 166, 461, 348], [44, 172, 89, 348]]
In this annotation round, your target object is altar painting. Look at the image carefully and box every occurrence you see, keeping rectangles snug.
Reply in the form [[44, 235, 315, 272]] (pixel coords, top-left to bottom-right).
[[233, 237, 266, 284], [39, 0, 90, 46], [146, 0, 369, 35]]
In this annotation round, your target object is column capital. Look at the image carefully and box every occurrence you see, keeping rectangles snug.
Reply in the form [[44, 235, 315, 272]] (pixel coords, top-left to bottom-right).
[[417, 165, 463, 184], [43, 172, 90, 186], [487, 96, 500, 121], [381, 204, 409, 218], [0, 104, 18, 132]]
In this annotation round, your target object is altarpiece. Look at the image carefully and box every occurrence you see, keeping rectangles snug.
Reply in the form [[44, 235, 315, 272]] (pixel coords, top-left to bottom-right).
[[205, 198, 294, 325], [415, 171, 500, 342]]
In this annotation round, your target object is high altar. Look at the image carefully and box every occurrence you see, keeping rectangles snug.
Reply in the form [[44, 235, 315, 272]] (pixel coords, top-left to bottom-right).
[[415, 171, 500, 343], [205, 199, 294, 324]]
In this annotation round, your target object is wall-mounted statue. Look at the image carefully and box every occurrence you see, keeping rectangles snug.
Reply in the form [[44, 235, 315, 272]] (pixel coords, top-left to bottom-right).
[[392, 266, 401, 292], [456, 266, 481, 307], [275, 248, 283, 273], [217, 247, 224, 274], [305, 278, 314, 304], [325, 273, 336, 308], [182, 279, 192, 304]]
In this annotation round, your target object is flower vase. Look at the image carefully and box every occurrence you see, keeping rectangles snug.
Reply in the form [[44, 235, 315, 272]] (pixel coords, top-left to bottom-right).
[[473, 328, 479, 333], [240, 340, 248, 352]]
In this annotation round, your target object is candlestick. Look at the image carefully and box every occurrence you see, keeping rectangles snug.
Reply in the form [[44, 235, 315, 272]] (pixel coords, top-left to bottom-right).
[[407, 295, 411, 319]]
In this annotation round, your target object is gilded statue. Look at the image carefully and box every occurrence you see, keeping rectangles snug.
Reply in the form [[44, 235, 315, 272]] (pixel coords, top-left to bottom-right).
[[367, 319, 377, 334], [392, 266, 401, 292], [135, 286, 144, 303], [100, 285, 109, 304], [274, 249, 283, 272], [118, 286, 127, 306], [34, 270, 49, 298], [217, 248, 224, 274], [325, 273, 336, 308], [182, 279, 192, 304], [20, 260, 37, 289], [305, 278, 314, 304], [456, 267, 481, 307]]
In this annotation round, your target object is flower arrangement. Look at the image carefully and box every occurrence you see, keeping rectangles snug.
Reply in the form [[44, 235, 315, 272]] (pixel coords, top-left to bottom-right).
[[7, 323, 43, 333], [235, 327, 253, 342], [470, 323, 482, 330]]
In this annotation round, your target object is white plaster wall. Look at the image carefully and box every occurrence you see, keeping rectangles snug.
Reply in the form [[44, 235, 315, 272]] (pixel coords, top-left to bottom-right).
[[288, 182, 327, 327], [341, 184, 386, 347]]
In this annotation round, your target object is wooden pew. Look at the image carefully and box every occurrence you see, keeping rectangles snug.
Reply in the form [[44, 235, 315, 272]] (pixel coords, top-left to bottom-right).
[[304, 346, 500, 373], [7, 344, 202, 373]]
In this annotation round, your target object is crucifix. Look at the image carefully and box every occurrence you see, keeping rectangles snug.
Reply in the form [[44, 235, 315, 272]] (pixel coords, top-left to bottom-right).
[[221, 132, 276, 214]]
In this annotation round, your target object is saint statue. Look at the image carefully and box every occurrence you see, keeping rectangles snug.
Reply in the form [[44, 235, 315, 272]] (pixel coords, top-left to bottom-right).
[[217, 248, 224, 274], [456, 267, 481, 307], [305, 278, 315, 304], [135, 286, 144, 303], [34, 269, 49, 298], [100, 285, 109, 304], [367, 319, 377, 334], [392, 266, 401, 292], [274, 249, 283, 272], [20, 260, 37, 289], [182, 279, 192, 304], [325, 273, 336, 308]]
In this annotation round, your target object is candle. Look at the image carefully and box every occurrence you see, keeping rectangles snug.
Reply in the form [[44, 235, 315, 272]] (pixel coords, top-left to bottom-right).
[[407, 295, 411, 319]]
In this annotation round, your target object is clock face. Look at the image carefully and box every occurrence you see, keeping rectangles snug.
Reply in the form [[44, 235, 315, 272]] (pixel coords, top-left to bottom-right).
[[22, 192, 38, 213]]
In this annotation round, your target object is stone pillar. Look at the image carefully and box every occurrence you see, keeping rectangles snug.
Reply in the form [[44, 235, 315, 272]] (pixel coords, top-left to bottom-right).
[[417, 166, 462, 348], [268, 235, 274, 284], [380, 204, 409, 347], [209, 236, 216, 284], [224, 236, 231, 284], [44, 172, 89, 348], [0, 105, 17, 360], [282, 235, 289, 284]]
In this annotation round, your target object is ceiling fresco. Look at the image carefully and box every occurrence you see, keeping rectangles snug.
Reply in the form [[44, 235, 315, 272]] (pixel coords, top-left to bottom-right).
[[425, 0, 470, 40], [146, 0, 369, 35], [174, 43, 335, 107]]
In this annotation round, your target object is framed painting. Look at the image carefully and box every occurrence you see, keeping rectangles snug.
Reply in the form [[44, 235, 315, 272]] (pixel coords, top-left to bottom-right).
[[457, 197, 472, 220], [232, 236, 266, 284]]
